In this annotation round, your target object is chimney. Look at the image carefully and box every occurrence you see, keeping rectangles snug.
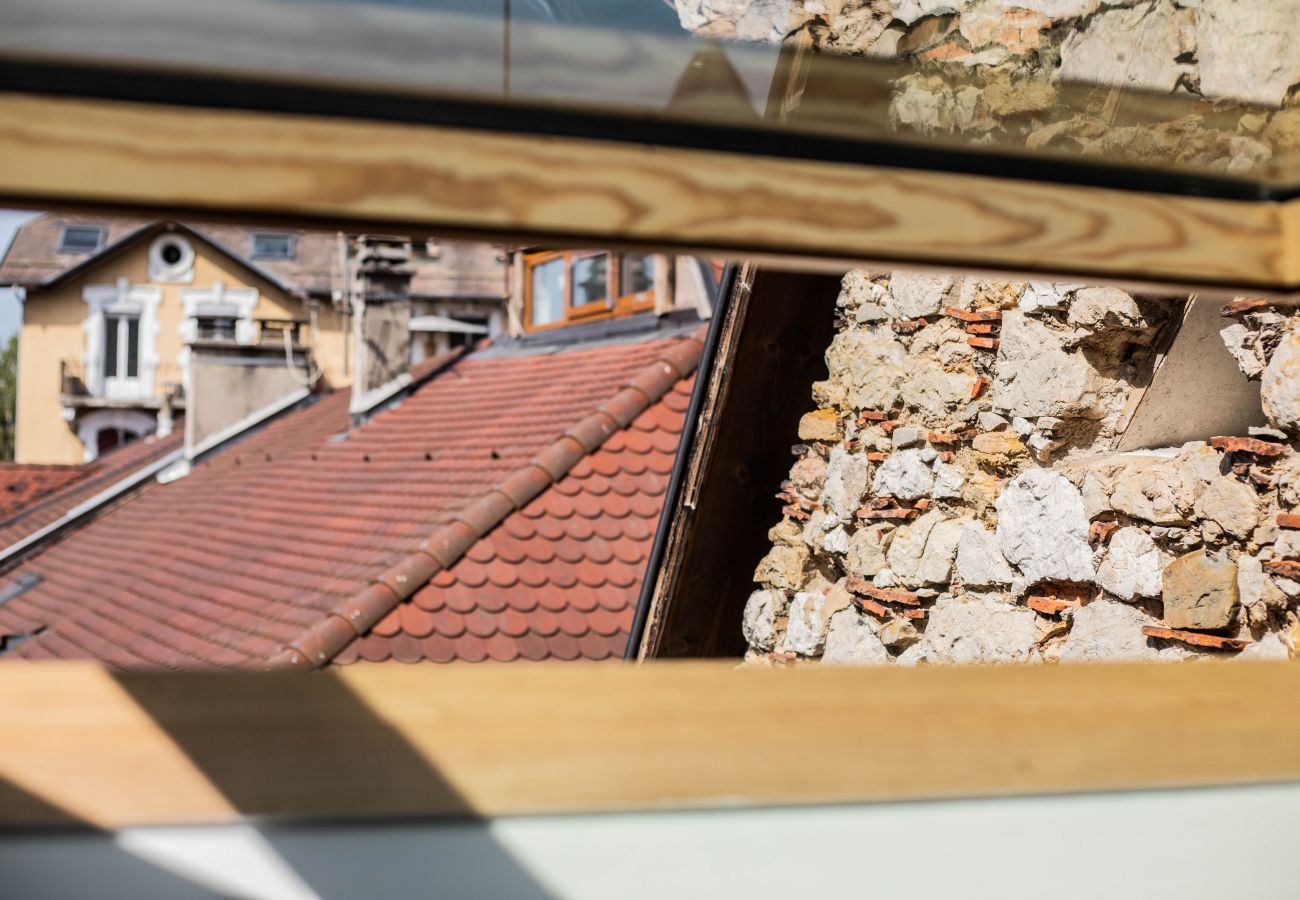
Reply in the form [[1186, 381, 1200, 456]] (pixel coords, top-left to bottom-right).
[[182, 321, 315, 461], [349, 236, 414, 420]]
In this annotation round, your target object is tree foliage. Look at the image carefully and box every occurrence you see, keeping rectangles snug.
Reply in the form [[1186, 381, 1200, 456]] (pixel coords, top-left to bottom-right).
[[0, 335, 16, 461]]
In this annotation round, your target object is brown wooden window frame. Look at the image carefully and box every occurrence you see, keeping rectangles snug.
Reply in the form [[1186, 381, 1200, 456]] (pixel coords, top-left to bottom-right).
[[523, 250, 657, 332]]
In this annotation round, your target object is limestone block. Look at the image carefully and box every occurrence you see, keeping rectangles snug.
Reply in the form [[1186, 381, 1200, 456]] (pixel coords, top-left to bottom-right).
[[822, 446, 873, 523], [891, 425, 924, 448], [991, 311, 1104, 419], [878, 616, 921, 650], [1239, 632, 1292, 661], [1197, 0, 1300, 107], [785, 590, 828, 656], [891, 0, 967, 27], [932, 460, 965, 499], [1095, 527, 1162, 600], [1059, 600, 1170, 663], [1059, 0, 1195, 94], [1237, 553, 1287, 614], [996, 469, 1095, 584], [847, 522, 896, 578], [673, 0, 813, 41], [1109, 457, 1201, 525], [1011, 0, 1099, 19], [872, 448, 935, 500], [916, 516, 965, 585], [1065, 287, 1153, 343], [899, 358, 975, 421], [1219, 323, 1266, 379], [1193, 476, 1259, 540], [1161, 551, 1239, 630], [956, 521, 1015, 587], [1019, 281, 1078, 313], [742, 588, 787, 652], [754, 543, 809, 591], [825, 330, 908, 411], [836, 269, 883, 309], [912, 593, 1040, 665], [822, 609, 890, 665], [885, 271, 955, 318], [886, 510, 943, 585], [1261, 328, 1300, 433]]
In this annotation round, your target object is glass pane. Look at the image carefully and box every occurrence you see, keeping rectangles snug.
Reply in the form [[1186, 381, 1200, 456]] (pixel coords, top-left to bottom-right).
[[251, 233, 294, 259], [529, 257, 565, 326], [59, 225, 104, 253], [620, 255, 654, 296], [571, 255, 608, 308], [7, 1, 1300, 194], [103, 315, 119, 377], [126, 317, 140, 378]]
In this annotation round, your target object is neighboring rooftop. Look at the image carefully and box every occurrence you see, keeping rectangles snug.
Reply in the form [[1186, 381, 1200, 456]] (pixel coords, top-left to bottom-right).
[[0, 430, 182, 552], [0, 213, 507, 300], [0, 324, 701, 667], [0, 463, 86, 519]]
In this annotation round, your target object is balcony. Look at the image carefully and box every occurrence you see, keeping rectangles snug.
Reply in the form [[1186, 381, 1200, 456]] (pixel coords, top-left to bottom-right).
[[59, 358, 184, 409]]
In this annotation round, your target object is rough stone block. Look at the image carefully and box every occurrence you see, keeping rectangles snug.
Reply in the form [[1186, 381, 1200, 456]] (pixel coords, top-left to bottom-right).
[[1095, 527, 1162, 600], [996, 469, 1095, 585], [742, 588, 787, 652], [956, 521, 1015, 587], [822, 608, 889, 665], [1161, 551, 1239, 630]]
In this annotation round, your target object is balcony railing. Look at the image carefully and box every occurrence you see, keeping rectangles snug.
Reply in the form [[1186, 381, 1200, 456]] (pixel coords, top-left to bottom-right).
[[59, 358, 184, 405]]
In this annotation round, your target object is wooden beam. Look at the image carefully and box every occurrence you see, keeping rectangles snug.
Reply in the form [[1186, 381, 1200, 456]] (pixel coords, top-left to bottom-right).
[[0, 93, 1297, 292], [1, 659, 1299, 829]]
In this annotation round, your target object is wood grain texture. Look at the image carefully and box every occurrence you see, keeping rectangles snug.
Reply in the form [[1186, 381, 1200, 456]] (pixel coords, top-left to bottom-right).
[[0, 93, 1297, 292], [1, 659, 1299, 829]]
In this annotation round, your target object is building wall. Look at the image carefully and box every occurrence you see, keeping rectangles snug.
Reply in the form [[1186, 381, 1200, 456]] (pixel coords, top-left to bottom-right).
[[16, 237, 348, 464], [686, 1, 1300, 664]]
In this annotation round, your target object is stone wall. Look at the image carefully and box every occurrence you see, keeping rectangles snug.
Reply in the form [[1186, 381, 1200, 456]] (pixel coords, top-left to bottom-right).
[[744, 275, 1300, 665], [674, 0, 1300, 171], [668, 0, 1300, 665]]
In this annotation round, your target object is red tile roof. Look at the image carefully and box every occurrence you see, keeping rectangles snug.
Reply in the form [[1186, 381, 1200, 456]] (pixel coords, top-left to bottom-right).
[[0, 431, 182, 551], [336, 378, 690, 664], [0, 464, 86, 519], [0, 331, 700, 667]]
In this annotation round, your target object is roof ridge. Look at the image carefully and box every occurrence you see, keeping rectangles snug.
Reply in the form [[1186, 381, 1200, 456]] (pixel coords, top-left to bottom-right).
[[269, 335, 703, 669]]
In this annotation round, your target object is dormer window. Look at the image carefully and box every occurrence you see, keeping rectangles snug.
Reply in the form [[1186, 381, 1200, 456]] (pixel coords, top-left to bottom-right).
[[251, 232, 295, 260], [59, 224, 105, 254], [524, 251, 658, 332]]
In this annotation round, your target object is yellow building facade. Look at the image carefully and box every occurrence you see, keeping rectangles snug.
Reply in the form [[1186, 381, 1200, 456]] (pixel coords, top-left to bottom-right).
[[16, 227, 349, 464]]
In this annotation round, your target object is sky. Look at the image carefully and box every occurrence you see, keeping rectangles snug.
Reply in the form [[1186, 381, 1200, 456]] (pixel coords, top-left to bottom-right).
[[0, 209, 38, 345]]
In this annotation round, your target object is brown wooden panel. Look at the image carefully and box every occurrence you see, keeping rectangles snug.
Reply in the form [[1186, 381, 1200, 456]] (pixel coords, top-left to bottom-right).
[[640, 266, 840, 658], [1, 659, 1299, 829], [0, 93, 1297, 292]]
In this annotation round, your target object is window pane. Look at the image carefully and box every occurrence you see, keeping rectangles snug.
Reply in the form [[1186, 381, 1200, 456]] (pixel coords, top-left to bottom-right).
[[126, 317, 140, 377], [572, 255, 608, 308], [621, 255, 655, 296], [60, 225, 105, 254], [252, 233, 294, 259], [104, 315, 119, 377], [530, 258, 565, 327]]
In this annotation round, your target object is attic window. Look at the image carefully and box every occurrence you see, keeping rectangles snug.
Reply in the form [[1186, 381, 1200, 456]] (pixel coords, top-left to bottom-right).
[[251, 232, 295, 260], [59, 224, 105, 254], [524, 251, 657, 332]]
